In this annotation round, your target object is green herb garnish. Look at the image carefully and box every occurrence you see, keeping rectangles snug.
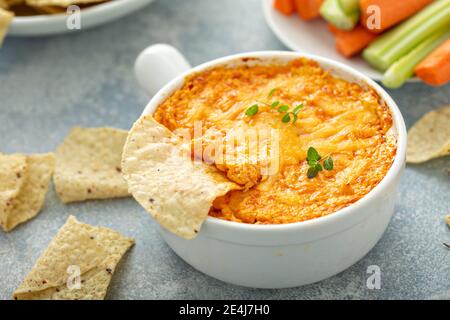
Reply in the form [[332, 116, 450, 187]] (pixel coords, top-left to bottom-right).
[[307, 166, 319, 179], [323, 157, 334, 171], [278, 103, 303, 124], [307, 147, 321, 162], [268, 88, 278, 98], [293, 104, 303, 115], [245, 104, 259, 116], [270, 101, 280, 109], [281, 113, 291, 123], [306, 147, 333, 179], [244, 89, 303, 124], [289, 104, 303, 123], [307, 162, 323, 178], [278, 105, 289, 113]]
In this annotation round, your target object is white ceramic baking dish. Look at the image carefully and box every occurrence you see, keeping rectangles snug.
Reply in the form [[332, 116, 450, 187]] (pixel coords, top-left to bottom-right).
[[133, 44, 407, 289]]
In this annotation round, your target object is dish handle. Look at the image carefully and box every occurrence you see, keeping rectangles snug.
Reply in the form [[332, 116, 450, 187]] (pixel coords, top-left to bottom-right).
[[134, 44, 191, 96]]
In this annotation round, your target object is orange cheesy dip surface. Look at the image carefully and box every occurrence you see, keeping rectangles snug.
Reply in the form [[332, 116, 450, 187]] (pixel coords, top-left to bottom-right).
[[154, 58, 397, 224]]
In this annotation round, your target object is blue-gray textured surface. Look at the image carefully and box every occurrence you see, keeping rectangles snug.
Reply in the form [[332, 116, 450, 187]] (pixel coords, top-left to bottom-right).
[[0, 0, 449, 300]]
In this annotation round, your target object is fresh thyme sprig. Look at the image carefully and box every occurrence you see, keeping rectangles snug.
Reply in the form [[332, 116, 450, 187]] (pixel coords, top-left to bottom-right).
[[277, 105, 289, 113], [244, 88, 303, 124], [245, 104, 259, 116], [270, 101, 280, 108], [268, 88, 278, 98], [306, 147, 334, 179]]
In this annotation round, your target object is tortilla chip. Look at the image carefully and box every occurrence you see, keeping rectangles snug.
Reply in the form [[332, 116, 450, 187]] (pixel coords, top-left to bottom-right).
[[407, 105, 450, 163], [54, 127, 130, 203], [0, 0, 20, 9], [0, 8, 13, 47], [1, 153, 54, 232], [13, 215, 134, 300], [34, 5, 65, 13], [122, 115, 240, 239], [25, 0, 105, 7], [446, 215, 450, 228], [0, 153, 27, 229], [4, 153, 54, 232]]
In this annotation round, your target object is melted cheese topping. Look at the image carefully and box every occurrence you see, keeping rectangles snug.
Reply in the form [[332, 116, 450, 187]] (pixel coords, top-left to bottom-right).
[[154, 58, 396, 224]]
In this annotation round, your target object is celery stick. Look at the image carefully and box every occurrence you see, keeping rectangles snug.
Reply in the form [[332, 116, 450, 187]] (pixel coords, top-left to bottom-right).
[[338, 0, 359, 15], [382, 29, 450, 89], [320, 0, 359, 31], [363, 0, 450, 71], [364, 0, 449, 62]]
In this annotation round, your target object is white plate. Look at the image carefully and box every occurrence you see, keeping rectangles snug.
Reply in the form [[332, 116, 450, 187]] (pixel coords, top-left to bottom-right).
[[263, 0, 385, 80], [9, 0, 154, 36]]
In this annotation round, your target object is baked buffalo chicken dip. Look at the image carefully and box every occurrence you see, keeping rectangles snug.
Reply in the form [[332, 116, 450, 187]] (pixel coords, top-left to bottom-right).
[[122, 58, 396, 239]]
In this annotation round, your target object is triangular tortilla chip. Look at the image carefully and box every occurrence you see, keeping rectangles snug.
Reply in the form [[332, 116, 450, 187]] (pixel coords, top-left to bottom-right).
[[0, 153, 27, 229], [122, 115, 240, 239], [13, 215, 134, 300], [407, 105, 450, 163], [0, 8, 13, 47], [1, 153, 54, 232], [6, 0, 25, 6], [53, 127, 130, 203], [34, 5, 66, 14]]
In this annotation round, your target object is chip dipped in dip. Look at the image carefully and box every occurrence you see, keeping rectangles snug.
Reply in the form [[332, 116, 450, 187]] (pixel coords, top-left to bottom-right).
[[151, 58, 397, 225]]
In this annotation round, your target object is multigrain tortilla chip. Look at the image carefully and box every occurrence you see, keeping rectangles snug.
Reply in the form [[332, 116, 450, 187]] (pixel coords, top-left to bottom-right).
[[1, 153, 54, 232], [407, 105, 450, 163], [0, 153, 27, 229], [0, 8, 13, 47], [121, 115, 240, 239], [4, 153, 54, 232], [34, 5, 65, 13], [13, 215, 134, 300], [9, 0, 25, 7], [25, 0, 105, 7], [6, 0, 24, 6], [54, 127, 130, 203]]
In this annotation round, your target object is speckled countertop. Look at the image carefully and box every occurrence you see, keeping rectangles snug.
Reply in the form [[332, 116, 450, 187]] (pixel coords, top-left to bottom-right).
[[0, 0, 449, 300]]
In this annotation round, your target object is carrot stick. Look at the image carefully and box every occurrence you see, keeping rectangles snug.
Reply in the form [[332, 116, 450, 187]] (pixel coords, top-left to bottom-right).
[[360, 0, 433, 33], [415, 37, 450, 86], [274, 0, 296, 15], [328, 23, 341, 35], [294, 0, 323, 20], [334, 25, 378, 57]]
